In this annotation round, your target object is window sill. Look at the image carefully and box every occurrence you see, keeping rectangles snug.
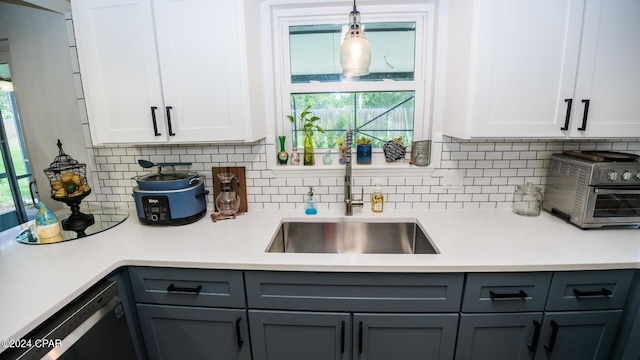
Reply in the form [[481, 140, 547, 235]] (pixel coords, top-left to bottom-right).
[[271, 153, 436, 178]]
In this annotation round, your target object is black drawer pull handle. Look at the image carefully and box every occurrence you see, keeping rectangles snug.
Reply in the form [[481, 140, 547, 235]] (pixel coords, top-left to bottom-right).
[[166, 106, 175, 136], [527, 320, 541, 354], [150, 106, 161, 136], [578, 99, 589, 131], [544, 320, 559, 352], [341, 321, 346, 353], [166, 284, 202, 293], [358, 321, 363, 354], [573, 288, 611, 297], [235, 317, 244, 348], [489, 290, 528, 299], [561, 99, 572, 130]]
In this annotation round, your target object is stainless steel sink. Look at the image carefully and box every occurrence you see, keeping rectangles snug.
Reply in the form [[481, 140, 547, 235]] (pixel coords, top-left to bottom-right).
[[266, 220, 438, 254]]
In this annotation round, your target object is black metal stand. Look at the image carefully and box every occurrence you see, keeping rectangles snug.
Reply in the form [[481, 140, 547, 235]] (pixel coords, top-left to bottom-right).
[[55, 190, 95, 238]]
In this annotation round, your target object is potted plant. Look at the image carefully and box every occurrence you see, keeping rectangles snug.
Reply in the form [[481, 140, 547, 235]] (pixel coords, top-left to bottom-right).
[[356, 136, 372, 164], [287, 106, 324, 165]]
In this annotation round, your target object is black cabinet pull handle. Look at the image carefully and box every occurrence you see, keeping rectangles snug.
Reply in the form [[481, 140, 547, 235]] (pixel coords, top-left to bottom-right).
[[573, 288, 612, 297], [358, 321, 363, 354], [544, 320, 559, 352], [527, 320, 541, 353], [489, 290, 528, 299], [235, 317, 244, 348], [561, 99, 572, 130], [578, 99, 590, 131], [166, 106, 175, 136], [150, 106, 161, 136], [340, 321, 345, 353], [166, 284, 202, 293]]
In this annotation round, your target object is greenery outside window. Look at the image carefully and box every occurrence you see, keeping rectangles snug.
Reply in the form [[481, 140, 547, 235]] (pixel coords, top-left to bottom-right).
[[290, 91, 415, 149]]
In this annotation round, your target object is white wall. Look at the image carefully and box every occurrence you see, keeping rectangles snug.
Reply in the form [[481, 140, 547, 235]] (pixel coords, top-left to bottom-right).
[[0, 2, 88, 210]]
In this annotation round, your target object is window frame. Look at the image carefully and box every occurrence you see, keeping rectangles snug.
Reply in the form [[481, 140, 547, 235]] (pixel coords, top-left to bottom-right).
[[265, 1, 438, 176]]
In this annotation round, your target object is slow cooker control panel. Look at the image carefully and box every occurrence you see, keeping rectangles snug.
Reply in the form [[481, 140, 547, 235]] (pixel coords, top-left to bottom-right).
[[141, 196, 171, 223]]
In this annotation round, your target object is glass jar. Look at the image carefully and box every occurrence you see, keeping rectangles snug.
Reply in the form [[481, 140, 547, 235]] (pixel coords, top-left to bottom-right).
[[512, 182, 543, 216]]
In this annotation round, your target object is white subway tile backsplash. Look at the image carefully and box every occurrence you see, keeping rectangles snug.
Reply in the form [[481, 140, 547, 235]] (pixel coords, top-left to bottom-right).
[[79, 132, 640, 213]]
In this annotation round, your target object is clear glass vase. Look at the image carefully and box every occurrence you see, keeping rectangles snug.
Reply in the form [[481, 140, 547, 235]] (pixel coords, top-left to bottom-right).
[[303, 134, 315, 165]]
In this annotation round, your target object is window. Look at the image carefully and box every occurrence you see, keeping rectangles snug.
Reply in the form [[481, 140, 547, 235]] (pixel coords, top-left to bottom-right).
[[273, 3, 434, 156], [0, 41, 38, 230]]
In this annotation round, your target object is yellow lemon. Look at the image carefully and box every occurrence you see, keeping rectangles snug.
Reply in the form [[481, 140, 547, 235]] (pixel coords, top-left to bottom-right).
[[54, 188, 66, 198], [71, 174, 83, 185], [61, 172, 74, 183], [52, 180, 64, 190]]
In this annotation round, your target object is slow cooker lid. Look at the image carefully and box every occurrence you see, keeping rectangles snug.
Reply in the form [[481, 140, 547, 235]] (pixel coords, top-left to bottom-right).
[[137, 171, 198, 182]]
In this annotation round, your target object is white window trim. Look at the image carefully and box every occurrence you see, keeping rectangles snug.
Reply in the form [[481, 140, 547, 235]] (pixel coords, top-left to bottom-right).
[[262, 0, 440, 178]]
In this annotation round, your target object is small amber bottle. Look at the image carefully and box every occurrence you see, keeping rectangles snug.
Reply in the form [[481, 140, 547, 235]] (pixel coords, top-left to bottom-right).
[[371, 183, 384, 213]]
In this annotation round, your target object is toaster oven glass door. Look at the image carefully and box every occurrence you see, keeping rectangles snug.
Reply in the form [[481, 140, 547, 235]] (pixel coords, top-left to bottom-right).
[[585, 188, 640, 225]]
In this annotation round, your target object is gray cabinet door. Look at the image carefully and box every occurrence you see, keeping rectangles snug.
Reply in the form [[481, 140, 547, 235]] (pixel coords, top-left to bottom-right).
[[354, 313, 458, 360], [249, 310, 351, 360], [534, 310, 623, 360], [137, 304, 250, 360], [455, 312, 543, 360]]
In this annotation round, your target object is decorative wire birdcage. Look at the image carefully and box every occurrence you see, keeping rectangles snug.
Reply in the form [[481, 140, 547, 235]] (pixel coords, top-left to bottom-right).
[[44, 140, 91, 199], [43, 140, 94, 236]]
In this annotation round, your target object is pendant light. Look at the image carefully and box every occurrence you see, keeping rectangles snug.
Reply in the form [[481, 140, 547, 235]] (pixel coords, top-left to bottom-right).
[[340, 0, 371, 76]]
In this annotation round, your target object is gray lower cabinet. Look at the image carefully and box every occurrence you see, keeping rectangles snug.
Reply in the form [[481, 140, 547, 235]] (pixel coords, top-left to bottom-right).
[[246, 271, 464, 360], [456, 270, 632, 360], [354, 313, 458, 360], [138, 304, 251, 360], [456, 311, 622, 360], [249, 310, 351, 360], [123, 267, 636, 360], [534, 310, 622, 360], [455, 312, 542, 360], [249, 310, 459, 360], [128, 267, 249, 360]]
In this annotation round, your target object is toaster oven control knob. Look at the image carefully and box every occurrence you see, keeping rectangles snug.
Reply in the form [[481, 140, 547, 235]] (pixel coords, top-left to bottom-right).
[[607, 171, 618, 181], [622, 171, 633, 181], [636, 171, 640, 181]]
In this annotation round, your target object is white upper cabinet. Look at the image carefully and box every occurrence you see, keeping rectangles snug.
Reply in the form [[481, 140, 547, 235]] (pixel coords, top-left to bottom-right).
[[72, 0, 266, 145], [571, 0, 640, 138], [443, 0, 640, 139]]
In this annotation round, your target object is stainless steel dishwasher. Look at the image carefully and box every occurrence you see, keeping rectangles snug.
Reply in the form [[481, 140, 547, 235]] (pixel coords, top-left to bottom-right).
[[0, 280, 138, 360]]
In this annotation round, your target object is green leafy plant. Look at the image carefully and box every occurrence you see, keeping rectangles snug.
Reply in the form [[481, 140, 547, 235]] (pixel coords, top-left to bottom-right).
[[357, 136, 372, 145], [286, 106, 325, 137]]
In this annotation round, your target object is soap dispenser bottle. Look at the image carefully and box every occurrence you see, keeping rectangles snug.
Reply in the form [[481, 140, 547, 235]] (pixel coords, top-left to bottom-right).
[[305, 187, 317, 215], [371, 182, 384, 213]]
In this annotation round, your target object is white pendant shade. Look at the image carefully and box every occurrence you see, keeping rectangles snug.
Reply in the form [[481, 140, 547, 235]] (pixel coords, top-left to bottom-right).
[[340, 4, 371, 76], [340, 32, 371, 76]]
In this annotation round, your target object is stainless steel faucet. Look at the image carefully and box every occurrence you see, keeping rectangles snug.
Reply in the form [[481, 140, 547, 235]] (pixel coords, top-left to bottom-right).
[[344, 130, 363, 216]]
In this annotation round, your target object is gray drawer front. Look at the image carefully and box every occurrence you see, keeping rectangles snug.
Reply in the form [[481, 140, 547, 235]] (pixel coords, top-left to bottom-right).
[[462, 272, 552, 313], [129, 267, 245, 308], [545, 270, 633, 311], [245, 271, 464, 312]]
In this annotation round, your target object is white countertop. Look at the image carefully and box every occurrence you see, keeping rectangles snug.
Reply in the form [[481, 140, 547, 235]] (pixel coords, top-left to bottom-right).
[[1, 208, 639, 349]]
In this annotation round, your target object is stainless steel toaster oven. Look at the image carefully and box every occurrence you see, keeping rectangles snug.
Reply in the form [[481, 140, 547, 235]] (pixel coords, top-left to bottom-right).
[[543, 152, 640, 229]]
